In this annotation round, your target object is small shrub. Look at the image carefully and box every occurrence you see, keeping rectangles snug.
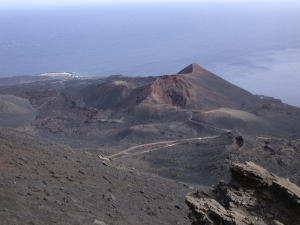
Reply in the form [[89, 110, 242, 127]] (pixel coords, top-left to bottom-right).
[[173, 173, 180, 178]]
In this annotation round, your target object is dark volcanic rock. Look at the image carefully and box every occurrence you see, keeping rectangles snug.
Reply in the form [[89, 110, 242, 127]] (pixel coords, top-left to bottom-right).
[[186, 162, 300, 225]]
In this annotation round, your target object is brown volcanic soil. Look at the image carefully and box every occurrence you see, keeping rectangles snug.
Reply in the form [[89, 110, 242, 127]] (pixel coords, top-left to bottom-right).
[[147, 75, 194, 108], [115, 63, 260, 110], [1, 63, 300, 192], [180, 64, 259, 109], [81, 81, 135, 110], [0, 128, 192, 225], [68, 63, 260, 111]]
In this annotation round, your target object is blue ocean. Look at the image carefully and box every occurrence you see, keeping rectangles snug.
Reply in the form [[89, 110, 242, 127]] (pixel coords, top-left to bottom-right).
[[1, 1, 300, 106]]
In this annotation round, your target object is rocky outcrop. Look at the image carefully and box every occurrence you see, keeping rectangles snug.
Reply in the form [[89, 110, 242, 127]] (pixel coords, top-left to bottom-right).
[[186, 162, 300, 225], [148, 74, 194, 108]]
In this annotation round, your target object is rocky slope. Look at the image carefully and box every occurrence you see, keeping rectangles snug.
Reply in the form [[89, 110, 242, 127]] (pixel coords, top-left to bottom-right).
[[186, 162, 300, 225], [0, 63, 300, 188], [175, 63, 259, 110], [1, 63, 300, 224], [61, 63, 259, 111], [119, 63, 259, 110], [0, 128, 191, 225]]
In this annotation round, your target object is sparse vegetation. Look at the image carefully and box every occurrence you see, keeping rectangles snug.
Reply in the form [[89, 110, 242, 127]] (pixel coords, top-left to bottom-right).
[[173, 173, 180, 178]]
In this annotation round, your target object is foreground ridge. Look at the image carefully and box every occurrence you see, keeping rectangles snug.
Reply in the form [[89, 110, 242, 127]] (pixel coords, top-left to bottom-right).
[[186, 162, 300, 225]]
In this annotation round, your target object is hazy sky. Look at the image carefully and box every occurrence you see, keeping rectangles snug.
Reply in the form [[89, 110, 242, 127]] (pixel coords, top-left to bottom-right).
[[0, 0, 296, 6], [1, 0, 298, 12], [1, 0, 298, 11]]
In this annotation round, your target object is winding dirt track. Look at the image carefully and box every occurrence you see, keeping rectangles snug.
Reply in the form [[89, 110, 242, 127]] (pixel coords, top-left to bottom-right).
[[109, 110, 232, 159], [188, 119, 232, 133], [108, 136, 216, 159]]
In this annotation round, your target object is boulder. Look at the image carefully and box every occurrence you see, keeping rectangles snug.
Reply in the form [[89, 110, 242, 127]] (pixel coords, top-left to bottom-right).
[[186, 162, 300, 225]]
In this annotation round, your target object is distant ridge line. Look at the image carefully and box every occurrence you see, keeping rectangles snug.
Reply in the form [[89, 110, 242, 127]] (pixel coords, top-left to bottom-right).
[[177, 63, 207, 74]]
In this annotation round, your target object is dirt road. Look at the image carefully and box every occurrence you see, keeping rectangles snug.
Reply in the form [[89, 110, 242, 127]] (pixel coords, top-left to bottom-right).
[[108, 136, 216, 159]]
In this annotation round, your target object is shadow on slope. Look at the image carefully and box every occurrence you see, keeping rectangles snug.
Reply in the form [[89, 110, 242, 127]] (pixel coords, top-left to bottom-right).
[[0, 95, 36, 128]]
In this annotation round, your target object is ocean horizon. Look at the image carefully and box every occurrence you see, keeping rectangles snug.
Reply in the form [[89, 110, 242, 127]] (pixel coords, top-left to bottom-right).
[[1, 1, 300, 107]]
